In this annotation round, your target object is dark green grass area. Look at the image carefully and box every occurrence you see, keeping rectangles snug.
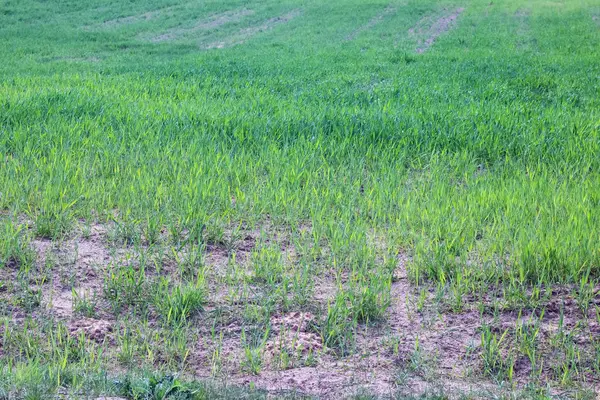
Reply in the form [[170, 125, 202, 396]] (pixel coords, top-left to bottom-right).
[[1, 0, 600, 398]]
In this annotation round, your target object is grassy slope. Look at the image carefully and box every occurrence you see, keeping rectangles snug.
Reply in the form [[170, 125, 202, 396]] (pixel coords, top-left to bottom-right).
[[2, 0, 599, 283], [1, 0, 599, 398]]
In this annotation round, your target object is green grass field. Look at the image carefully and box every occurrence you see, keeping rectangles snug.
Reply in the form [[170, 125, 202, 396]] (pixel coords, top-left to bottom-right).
[[1, 0, 600, 398]]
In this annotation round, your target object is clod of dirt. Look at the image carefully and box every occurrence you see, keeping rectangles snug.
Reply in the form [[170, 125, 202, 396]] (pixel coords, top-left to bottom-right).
[[31, 238, 53, 263], [69, 318, 112, 342], [4, 257, 19, 270], [265, 331, 322, 357], [75, 238, 111, 268], [234, 363, 389, 399], [47, 290, 74, 318], [271, 311, 315, 333], [265, 312, 322, 365], [46, 286, 96, 318]]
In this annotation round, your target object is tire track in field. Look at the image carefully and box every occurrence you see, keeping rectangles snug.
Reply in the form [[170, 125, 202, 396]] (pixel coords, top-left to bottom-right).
[[514, 8, 537, 51], [149, 9, 254, 42], [203, 9, 301, 50], [84, 6, 177, 30], [345, 5, 397, 41], [408, 7, 465, 53]]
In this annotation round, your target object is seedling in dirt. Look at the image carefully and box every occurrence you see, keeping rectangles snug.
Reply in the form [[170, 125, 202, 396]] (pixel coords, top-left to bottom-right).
[[241, 327, 269, 375], [251, 242, 286, 285], [210, 332, 225, 377], [480, 324, 514, 382], [416, 287, 428, 313], [515, 309, 543, 379], [81, 220, 92, 240], [554, 336, 583, 386], [103, 263, 148, 315], [1, 220, 34, 271], [575, 273, 596, 315], [15, 276, 44, 312], [143, 213, 163, 245], [161, 325, 194, 369], [383, 334, 402, 356], [116, 326, 137, 366], [34, 209, 74, 240], [290, 263, 314, 308], [72, 288, 98, 318], [171, 244, 205, 280], [321, 291, 356, 355], [592, 335, 600, 376]]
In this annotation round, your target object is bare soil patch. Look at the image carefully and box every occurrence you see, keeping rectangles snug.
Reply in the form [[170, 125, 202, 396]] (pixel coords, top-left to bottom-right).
[[408, 7, 465, 53], [204, 9, 301, 50], [264, 312, 322, 366], [69, 317, 112, 342], [150, 9, 254, 43], [345, 5, 397, 41]]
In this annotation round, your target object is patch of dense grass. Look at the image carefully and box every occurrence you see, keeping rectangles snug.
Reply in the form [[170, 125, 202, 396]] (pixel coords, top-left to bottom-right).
[[1, 0, 599, 398]]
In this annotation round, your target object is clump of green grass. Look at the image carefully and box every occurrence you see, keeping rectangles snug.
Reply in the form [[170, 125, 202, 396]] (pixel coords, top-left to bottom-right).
[[480, 324, 514, 382], [347, 269, 392, 323], [108, 213, 141, 245], [321, 291, 356, 355], [251, 242, 286, 285], [14, 281, 43, 312], [154, 275, 207, 326], [72, 288, 97, 318], [0, 220, 34, 271], [33, 209, 73, 240], [240, 327, 270, 375], [103, 263, 148, 315], [321, 278, 391, 354], [172, 244, 205, 280]]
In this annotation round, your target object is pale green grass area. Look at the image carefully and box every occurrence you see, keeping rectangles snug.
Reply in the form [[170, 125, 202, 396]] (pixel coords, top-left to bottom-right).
[[1, 0, 599, 398]]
